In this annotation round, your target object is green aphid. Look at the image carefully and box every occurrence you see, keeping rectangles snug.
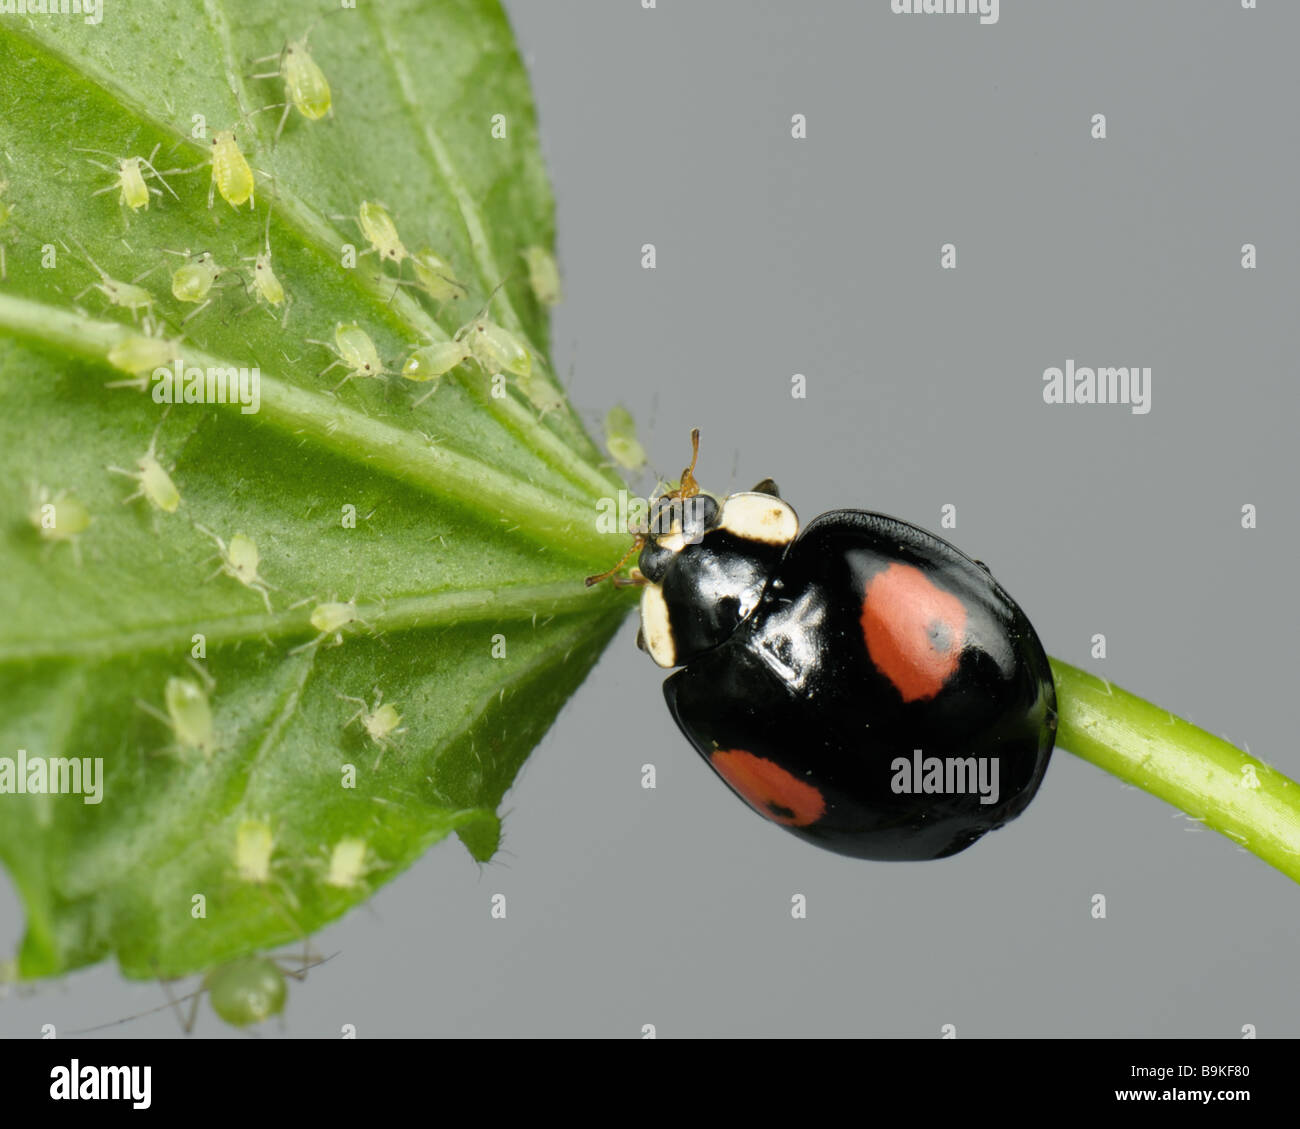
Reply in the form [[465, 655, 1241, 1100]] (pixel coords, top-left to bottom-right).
[[521, 245, 562, 307], [411, 248, 468, 303], [459, 315, 531, 377], [604, 406, 648, 472]]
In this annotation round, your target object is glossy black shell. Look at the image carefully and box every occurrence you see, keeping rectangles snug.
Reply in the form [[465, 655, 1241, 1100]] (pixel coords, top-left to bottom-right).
[[658, 509, 1057, 860]]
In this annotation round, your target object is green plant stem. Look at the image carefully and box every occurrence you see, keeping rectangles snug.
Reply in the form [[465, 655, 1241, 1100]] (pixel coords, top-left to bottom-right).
[[1051, 658, 1300, 885]]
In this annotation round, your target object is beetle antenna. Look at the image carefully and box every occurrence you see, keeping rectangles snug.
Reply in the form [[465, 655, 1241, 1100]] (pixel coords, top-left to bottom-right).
[[584, 533, 646, 588], [676, 428, 702, 499]]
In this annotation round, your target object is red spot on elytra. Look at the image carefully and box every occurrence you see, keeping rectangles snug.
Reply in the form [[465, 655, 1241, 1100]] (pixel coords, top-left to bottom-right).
[[710, 749, 826, 827], [861, 563, 967, 702]]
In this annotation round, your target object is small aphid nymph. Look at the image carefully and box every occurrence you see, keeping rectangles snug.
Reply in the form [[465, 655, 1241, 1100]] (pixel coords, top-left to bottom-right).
[[402, 340, 468, 381], [308, 322, 388, 391], [139, 674, 217, 759], [339, 687, 406, 768], [251, 28, 333, 144], [169, 250, 222, 301], [105, 321, 183, 386], [458, 315, 532, 378], [69, 239, 157, 322], [249, 245, 285, 307], [240, 204, 289, 326], [324, 836, 380, 889], [520, 373, 565, 415], [402, 340, 469, 405], [604, 405, 648, 472], [76, 143, 182, 211], [356, 200, 408, 268], [28, 486, 91, 560], [522, 245, 563, 307], [290, 595, 371, 652], [312, 599, 359, 635], [107, 422, 181, 513], [168, 249, 229, 322], [411, 248, 468, 303], [196, 524, 274, 613], [234, 819, 275, 884]]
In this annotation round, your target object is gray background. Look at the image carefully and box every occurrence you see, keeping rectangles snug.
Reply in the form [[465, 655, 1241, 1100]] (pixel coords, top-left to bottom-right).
[[4, 0, 1298, 1037]]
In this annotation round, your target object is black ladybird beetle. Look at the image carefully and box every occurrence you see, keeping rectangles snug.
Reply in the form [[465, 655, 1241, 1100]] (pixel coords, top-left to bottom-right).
[[588, 431, 1057, 861]]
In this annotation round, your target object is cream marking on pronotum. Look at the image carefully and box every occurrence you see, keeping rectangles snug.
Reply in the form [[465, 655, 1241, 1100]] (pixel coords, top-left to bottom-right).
[[639, 582, 676, 669], [717, 492, 799, 545]]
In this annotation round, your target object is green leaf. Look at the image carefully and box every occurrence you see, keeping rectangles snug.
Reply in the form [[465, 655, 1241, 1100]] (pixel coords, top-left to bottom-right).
[[0, 0, 635, 982]]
